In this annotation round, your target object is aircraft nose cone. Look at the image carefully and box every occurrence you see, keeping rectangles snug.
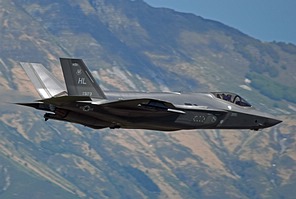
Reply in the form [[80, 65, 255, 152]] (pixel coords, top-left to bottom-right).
[[264, 118, 282, 128]]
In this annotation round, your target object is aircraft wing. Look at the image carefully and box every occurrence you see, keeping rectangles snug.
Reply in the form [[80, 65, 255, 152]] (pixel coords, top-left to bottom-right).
[[36, 96, 185, 114], [100, 98, 185, 114]]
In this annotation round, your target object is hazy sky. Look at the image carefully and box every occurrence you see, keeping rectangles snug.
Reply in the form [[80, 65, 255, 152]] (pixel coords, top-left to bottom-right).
[[144, 0, 296, 44]]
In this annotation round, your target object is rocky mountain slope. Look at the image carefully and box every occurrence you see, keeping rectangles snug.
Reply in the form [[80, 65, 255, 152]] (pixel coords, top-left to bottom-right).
[[0, 0, 296, 198]]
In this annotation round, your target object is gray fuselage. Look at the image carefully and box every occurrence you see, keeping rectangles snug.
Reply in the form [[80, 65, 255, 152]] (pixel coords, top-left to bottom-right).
[[48, 91, 280, 131]]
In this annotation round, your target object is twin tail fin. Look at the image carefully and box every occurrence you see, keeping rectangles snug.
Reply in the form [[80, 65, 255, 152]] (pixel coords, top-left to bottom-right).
[[20, 62, 66, 99], [59, 58, 106, 99]]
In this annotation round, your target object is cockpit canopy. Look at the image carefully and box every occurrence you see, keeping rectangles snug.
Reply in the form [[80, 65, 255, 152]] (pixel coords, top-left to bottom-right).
[[212, 92, 252, 107]]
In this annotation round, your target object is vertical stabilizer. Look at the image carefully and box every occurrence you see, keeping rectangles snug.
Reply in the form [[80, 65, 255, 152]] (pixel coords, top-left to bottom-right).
[[60, 58, 106, 99], [20, 62, 66, 99]]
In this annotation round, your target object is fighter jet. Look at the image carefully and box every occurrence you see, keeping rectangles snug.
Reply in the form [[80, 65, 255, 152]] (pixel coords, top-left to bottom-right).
[[17, 58, 281, 131]]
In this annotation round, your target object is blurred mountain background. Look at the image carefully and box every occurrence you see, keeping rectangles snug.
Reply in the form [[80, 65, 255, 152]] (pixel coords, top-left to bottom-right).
[[0, 0, 295, 198]]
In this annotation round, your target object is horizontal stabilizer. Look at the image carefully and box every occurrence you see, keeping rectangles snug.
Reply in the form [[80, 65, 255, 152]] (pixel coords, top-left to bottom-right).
[[15, 102, 52, 112], [20, 62, 66, 99], [38, 96, 92, 106]]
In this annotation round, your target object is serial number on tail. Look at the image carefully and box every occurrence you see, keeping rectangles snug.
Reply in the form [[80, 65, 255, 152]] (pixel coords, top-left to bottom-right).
[[82, 92, 93, 96]]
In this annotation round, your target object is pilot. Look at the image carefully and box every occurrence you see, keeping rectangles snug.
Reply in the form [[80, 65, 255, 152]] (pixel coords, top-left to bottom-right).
[[222, 94, 231, 102], [222, 93, 226, 100], [235, 99, 242, 106]]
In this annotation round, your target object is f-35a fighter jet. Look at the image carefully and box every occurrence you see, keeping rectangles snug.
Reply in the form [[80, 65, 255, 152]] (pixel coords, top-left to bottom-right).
[[17, 58, 281, 131]]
